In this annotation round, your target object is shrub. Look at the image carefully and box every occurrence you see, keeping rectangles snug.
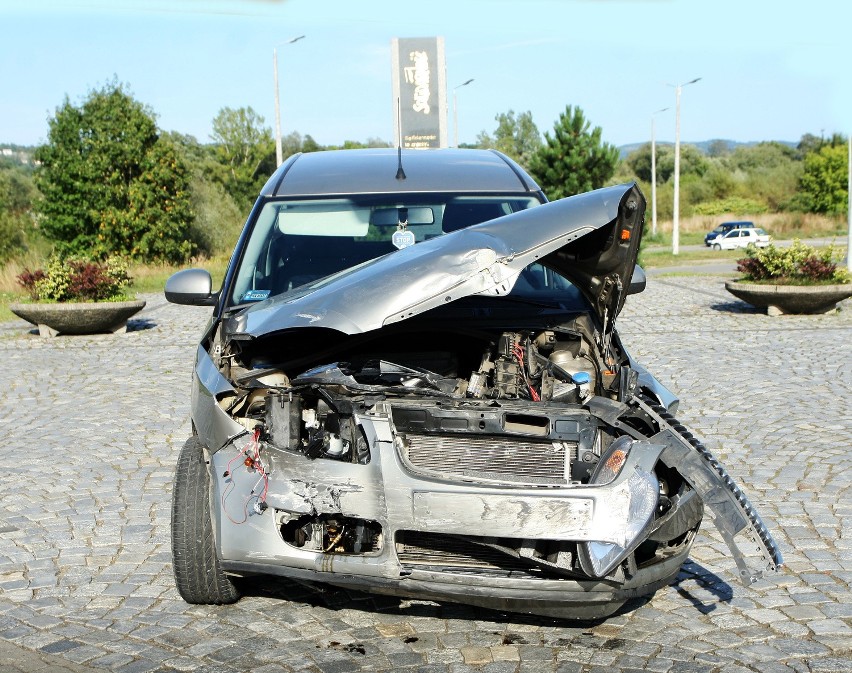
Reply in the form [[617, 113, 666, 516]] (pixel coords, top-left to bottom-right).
[[17, 256, 132, 302], [692, 197, 769, 216], [737, 240, 850, 284], [0, 211, 25, 263]]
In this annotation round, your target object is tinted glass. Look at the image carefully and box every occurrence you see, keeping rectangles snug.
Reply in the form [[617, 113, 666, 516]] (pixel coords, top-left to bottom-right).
[[229, 194, 541, 305]]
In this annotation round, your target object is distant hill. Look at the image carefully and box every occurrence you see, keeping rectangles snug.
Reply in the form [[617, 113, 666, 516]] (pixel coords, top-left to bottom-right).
[[617, 138, 797, 159], [0, 144, 37, 167]]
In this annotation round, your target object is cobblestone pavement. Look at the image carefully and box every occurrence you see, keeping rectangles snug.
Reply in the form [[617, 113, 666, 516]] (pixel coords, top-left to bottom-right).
[[0, 278, 850, 673]]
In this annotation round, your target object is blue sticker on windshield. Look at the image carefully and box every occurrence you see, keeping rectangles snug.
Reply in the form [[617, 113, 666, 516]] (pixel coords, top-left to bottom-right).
[[241, 289, 271, 302]]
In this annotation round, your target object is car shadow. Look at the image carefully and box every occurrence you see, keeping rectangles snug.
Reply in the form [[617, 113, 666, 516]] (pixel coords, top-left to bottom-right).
[[669, 559, 734, 614], [127, 317, 157, 332], [10, 318, 157, 336], [236, 564, 729, 627], [709, 300, 762, 314], [238, 577, 611, 627]]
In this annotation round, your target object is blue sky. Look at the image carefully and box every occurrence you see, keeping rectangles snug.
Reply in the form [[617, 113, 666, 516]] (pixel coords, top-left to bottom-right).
[[1, 0, 850, 149]]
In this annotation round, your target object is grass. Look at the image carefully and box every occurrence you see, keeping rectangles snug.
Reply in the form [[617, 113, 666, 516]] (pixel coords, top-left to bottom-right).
[[640, 247, 744, 268], [126, 257, 230, 294]]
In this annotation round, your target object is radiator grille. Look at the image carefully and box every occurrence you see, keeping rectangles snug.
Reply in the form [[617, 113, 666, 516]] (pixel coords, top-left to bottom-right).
[[396, 531, 542, 577], [399, 433, 574, 485]]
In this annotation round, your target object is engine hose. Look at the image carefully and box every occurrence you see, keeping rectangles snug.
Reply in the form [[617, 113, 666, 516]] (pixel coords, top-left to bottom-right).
[[635, 394, 783, 582]]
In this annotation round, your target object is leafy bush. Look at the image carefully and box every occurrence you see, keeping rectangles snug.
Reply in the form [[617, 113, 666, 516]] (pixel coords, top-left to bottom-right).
[[17, 256, 132, 302], [0, 211, 24, 263], [798, 143, 849, 214], [737, 240, 850, 284], [692, 197, 768, 216]]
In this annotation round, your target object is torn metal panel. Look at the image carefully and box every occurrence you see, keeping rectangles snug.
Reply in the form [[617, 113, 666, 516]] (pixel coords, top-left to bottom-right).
[[633, 396, 783, 584]]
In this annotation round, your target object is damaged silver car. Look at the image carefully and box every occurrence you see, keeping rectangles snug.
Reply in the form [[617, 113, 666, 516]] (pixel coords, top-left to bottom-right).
[[165, 148, 782, 619]]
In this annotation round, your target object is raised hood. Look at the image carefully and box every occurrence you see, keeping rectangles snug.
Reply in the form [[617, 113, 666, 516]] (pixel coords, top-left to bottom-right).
[[226, 183, 645, 339]]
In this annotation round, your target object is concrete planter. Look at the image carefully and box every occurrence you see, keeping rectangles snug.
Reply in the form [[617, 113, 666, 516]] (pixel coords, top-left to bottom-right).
[[9, 300, 146, 337], [724, 281, 852, 316]]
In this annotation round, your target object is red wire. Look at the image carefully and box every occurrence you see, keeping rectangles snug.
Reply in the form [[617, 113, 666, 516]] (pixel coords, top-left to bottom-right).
[[221, 430, 269, 525], [511, 343, 540, 401]]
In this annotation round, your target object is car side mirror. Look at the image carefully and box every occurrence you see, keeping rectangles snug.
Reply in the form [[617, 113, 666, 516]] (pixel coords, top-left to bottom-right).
[[627, 265, 646, 295], [165, 268, 218, 306]]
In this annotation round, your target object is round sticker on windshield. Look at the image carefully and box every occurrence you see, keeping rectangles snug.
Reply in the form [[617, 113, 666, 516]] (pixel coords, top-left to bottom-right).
[[392, 229, 416, 249]]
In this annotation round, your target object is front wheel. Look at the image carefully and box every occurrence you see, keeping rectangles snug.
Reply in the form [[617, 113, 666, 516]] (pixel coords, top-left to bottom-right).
[[171, 436, 240, 604], [713, 243, 721, 250]]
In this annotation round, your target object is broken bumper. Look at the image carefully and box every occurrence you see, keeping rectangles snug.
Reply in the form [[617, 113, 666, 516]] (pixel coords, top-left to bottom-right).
[[208, 409, 694, 619]]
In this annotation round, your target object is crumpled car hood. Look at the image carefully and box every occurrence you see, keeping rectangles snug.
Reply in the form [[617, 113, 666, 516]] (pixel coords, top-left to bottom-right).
[[225, 183, 644, 339]]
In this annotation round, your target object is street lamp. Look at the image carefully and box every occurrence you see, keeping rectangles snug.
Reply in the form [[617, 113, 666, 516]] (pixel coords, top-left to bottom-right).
[[847, 134, 851, 272], [650, 107, 669, 239], [452, 79, 474, 148], [669, 77, 701, 255], [273, 35, 305, 167]]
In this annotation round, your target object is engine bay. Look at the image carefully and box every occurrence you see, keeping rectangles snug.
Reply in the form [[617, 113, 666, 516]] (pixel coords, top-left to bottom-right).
[[214, 311, 635, 465]]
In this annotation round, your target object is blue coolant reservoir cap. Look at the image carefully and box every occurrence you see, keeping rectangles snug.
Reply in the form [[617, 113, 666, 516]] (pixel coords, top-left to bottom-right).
[[571, 372, 591, 385]]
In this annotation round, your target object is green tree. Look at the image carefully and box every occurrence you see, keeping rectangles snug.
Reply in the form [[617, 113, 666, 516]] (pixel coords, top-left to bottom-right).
[[0, 164, 42, 262], [0, 167, 38, 216], [163, 131, 245, 257], [34, 81, 194, 262], [476, 110, 542, 168], [724, 142, 797, 172], [209, 106, 276, 209], [723, 142, 802, 211], [625, 143, 670, 184], [706, 139, 731, 157], [527, 106, 620, 200], [798, 142, 849, 214]]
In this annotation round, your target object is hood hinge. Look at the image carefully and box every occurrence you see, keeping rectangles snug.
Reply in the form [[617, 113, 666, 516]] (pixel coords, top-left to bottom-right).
[[599, 275, 622, 366]]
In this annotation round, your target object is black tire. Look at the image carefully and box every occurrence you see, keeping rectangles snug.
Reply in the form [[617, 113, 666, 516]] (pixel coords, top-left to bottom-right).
[[171, 436, 240, 604]]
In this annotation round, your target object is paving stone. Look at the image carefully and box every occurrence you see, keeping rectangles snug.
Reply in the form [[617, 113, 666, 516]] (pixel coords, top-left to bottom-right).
[[0, 283, 850, 673]]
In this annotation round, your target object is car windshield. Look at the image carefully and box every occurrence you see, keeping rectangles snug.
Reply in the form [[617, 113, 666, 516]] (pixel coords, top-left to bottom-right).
[[229, 194, 545, 306]]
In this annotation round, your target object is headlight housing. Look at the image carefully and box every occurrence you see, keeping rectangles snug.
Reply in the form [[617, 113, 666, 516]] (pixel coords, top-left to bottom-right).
[[578, 436, 659, 578]]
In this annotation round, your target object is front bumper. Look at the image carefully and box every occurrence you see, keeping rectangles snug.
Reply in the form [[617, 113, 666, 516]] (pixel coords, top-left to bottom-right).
[[208, 403, 696, 619]]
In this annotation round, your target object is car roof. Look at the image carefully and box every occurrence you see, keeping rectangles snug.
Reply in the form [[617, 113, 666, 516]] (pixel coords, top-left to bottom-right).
[[260, 148, 541, 197]]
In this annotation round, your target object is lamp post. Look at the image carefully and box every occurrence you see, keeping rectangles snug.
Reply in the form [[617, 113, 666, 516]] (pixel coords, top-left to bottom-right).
[[273, 35, 305, 167], [650, 107, 669, 238], [452, 79, 474, 148], [847, 134, 851, 272], [670, 77, 701, 255]]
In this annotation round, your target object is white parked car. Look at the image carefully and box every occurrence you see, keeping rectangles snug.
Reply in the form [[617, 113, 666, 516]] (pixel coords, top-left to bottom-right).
[[710, 227, 771, 250]]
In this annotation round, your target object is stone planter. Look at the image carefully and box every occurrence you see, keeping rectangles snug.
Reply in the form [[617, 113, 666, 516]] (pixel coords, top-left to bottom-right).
[[9, 300, 146, 337], [724, 281, 852, 316]]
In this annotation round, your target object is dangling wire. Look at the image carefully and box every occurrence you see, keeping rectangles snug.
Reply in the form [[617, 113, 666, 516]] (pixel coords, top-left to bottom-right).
[[512, 342, 540, 401], [221, 428, 269, 525]]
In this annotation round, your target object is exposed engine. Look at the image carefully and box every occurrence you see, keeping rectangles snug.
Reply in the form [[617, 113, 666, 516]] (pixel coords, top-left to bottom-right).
[[220, 322, 629, 467]]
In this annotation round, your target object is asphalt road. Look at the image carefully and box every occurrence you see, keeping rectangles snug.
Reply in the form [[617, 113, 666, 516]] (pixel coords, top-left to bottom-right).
[[0, 279, 850, 673], [644, 237, 850, 277], [644, 237, 849, 255]]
